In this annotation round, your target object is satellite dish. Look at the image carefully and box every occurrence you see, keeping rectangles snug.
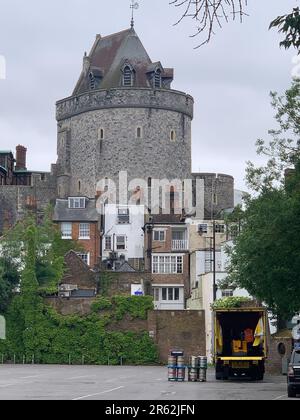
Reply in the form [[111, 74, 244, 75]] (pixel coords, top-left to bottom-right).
[[133, 2, 139, 10]]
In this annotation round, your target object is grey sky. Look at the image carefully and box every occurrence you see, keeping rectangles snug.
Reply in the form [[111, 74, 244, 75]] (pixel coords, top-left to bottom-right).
[[0, 0, 297, 190]]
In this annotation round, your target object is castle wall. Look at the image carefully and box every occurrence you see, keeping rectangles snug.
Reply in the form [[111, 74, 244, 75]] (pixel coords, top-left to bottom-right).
[[193, 173, 234, 219], [56, 88, 193, 199], [0, 172, 57, 234]]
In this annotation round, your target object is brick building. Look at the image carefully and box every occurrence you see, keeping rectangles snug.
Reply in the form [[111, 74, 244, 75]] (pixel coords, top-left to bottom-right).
[[144, 214, 190, 310], [53, 197, 100, 267]]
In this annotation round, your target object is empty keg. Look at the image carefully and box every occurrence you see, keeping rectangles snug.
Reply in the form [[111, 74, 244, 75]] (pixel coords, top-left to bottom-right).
[[188, 368, 198, 382]]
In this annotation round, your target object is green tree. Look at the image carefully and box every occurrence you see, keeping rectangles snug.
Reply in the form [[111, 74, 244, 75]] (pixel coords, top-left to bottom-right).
[[0, 208, 81, 296], [227, 82, 300, 320], [0, 257, 20, 313]]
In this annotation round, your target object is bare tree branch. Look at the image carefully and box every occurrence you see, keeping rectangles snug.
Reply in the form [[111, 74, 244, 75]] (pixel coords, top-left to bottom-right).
[[170, 0, 248, 48]]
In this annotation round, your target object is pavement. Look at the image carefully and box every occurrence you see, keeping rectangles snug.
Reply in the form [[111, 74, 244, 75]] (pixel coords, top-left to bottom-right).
[[0, 365, 297, 400]]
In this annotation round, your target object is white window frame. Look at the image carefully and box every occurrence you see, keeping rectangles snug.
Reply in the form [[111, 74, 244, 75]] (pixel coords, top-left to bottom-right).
[[153, 230, 166, 242], [68, 197, 86, 209], [117, 207, 130, 224], [222, 289, 234, 298], [161, 287, 181, 302], [152, 255, 183, 274], [105, 236, 112, 251], [116, 235, 126, 251], [77, 252, 90, 266], [79, 223, 90, 240], [61, 223, 72, 240]]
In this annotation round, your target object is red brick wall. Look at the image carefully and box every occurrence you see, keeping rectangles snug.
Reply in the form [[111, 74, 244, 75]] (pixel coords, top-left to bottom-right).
[[266, 335, 293, 375], [148, 310, 206, 363], [72, 222, 100, 267], [151, 254, 190, 298]]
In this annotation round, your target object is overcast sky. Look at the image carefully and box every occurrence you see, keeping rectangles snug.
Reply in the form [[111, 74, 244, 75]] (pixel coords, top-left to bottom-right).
[[0, 0, 297, 190]]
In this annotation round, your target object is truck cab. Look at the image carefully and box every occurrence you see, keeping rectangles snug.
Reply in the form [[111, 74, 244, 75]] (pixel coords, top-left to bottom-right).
[[214, 307, 268, 381]]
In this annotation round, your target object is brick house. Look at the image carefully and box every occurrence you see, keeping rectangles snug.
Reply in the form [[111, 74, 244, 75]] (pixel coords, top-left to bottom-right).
[[58, 250, 98, 298], [53, 197, 100, 267], [144, 214, 190, 310]]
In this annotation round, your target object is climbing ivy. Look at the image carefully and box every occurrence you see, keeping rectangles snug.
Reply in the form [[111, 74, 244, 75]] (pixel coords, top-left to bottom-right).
[[0, 295, 158, 365]]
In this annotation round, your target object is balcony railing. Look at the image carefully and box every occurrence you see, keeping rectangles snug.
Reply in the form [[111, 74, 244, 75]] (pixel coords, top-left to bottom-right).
[[172, 239, 188, 251]]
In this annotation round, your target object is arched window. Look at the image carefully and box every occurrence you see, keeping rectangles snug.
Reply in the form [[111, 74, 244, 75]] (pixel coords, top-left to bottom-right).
[[170, 130, 176, 142], [78, 180, 81, 192], [154, 69, 162, 89], [123, 65, 133, 87], [89, 72, 95, 90]]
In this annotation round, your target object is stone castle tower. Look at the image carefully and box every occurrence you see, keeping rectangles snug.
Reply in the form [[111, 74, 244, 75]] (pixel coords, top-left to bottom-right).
[[56, 28, 194, 200]]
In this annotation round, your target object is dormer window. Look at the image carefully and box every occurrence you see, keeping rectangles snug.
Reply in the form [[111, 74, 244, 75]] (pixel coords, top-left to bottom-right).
[[154, 69, 162, 89], [123, 65, 134, 87], [68, 197, 86, 209]]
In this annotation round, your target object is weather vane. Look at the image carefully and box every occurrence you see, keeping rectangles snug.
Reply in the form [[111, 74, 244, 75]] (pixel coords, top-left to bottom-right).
[[130, 0, 140, 28]]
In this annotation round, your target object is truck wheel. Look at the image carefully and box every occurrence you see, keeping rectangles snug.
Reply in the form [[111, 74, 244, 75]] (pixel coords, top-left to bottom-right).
[[216, 372, 223, 380], [288, 386, 297, 398], [256, 373, 264, 381]]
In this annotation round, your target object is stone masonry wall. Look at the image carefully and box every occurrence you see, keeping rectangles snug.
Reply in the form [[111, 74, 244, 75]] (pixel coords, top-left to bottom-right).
[[193, 173, 234, 219], [56, 88, 193, 199], [0, 173, 57, 234]]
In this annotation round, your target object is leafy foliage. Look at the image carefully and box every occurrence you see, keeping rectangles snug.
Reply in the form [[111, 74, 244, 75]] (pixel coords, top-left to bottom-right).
[[0, 292, 158, 365], [211, 296, 253, 310], [111, 296, 154, 321], [0, 258, 20, 313], [0, 209, 81, 297], [227, 82, 300, 320], [246, 81, 300, 193], [270, 7, 300, 52]]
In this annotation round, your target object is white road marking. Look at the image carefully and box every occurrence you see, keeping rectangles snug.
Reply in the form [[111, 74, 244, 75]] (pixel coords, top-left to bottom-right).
[[72, 386, 125, 401], [273, 394, 287, 400], [20, 376, 40, 379]]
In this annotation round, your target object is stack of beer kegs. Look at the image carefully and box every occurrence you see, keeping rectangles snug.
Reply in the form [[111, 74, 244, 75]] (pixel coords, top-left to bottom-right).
[[168, 355, 177, 382], [188, 356, 208, 382], [167, 351, 186, 382], [198, 356, 208, 382], [188, 356, 199, 382]]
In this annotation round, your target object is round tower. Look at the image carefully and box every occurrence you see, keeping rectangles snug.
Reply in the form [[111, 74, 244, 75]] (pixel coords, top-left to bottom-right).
[[56, 28, 193, 199]]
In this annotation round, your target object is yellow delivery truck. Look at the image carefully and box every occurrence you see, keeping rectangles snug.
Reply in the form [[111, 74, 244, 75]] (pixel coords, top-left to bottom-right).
[[214, 307, 268, 381]]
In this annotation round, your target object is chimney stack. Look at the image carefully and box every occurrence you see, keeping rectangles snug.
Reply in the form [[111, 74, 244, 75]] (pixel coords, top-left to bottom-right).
[[15, 145, 27, 170]]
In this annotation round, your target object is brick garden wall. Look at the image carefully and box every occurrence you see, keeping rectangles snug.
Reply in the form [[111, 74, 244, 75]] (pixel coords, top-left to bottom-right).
[[266, 332, 293, 375], [148, 310, 206, 363]]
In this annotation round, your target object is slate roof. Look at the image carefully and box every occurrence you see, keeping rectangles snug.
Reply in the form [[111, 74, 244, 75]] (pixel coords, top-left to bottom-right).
[[53, 199, 99, 222], [116, 261, 137, 273], [73, 28, 174, 94]]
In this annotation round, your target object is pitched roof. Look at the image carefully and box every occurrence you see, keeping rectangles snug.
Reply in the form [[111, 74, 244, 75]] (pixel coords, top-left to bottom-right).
[[116, 261, 137, 273], [53, 198, 99, 222], [73, 28, 173, 94]]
